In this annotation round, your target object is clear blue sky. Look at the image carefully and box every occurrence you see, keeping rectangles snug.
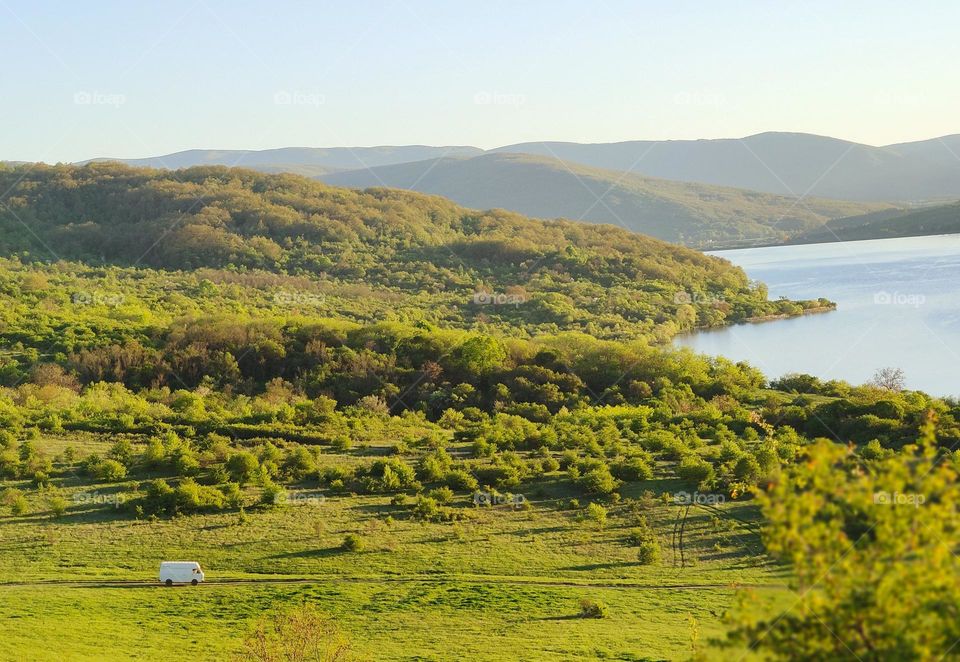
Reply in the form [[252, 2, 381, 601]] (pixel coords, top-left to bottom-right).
[[3, 0, 958, 162]]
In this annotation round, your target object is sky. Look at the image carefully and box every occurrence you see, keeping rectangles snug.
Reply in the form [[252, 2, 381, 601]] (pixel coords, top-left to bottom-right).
[[2, 0, 959, 163]]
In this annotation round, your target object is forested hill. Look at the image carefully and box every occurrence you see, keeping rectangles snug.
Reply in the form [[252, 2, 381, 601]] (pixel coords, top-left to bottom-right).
[[0, 162, 827, 340], [320, 152, 887, 246], [788, 201, 960, 245]]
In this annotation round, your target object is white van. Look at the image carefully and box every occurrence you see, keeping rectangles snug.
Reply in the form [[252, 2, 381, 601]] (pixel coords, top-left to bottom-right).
[[159, 561, 205, 586]]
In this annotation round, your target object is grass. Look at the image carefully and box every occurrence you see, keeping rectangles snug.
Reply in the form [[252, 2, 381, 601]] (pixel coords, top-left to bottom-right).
[[0, 433, 789, 660], [0, 582, 791, 661]]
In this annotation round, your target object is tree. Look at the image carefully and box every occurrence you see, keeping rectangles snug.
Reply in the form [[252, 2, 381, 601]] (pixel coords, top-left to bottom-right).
[[586, 502, 607, 529], [227, 452, 260, 485], [869, 367, 906, 392], [239, 604, 352, 661], [449, 336, 507, 378], [726, 415, 960, 660]]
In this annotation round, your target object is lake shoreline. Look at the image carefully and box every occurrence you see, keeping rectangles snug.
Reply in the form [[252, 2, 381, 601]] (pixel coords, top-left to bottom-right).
[[675, 233, 960, 397]]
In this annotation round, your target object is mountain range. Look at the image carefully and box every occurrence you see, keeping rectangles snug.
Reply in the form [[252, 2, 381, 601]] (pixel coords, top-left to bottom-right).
[[320, 152, 887, 246], [55, 132, 960, 247]]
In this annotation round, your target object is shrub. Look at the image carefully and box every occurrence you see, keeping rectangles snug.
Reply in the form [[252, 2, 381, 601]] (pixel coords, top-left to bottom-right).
[[90, 459, 128, 482], [227, 452, 260, 484], [733, 455, 761, 483], [359, 458, 419, 493], [260, 481, 287, 507], [586, 502, 607, 529], [578, 466, 618, 495], [47, 495, 69, 518], [241, 604, 351, 662], [427, 486, 454, 505], [108, 438, 134, 466], [579, 599, 609, 619], [612, 456, 654, 481], [677, 456, 714, 485], [173, 450, 200, 477], [282, 446, 317, 480], [10, 494, 28, 516], [412, 495, 440, 521], [417, 449, 452, 482], [472, 463, 521, 488], [443, 469, 478, 492], [341, 533, 365, 552], [143, 437, 167, 468], [331, 435, 352, 451], [175, 478, 226, 513], [541, 456, 560, 473], [220, 482, 244, 509], [636, 540, 661, 565], [141, 479, 176, 515]]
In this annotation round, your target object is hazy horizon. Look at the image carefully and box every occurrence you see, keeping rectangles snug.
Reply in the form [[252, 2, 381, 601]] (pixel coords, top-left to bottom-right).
[[46, 129, 953, 165]]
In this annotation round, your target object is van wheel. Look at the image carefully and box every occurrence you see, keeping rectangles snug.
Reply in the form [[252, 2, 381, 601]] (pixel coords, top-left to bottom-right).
[[165, 579, 173, 587], [191, 579, 198, 586]]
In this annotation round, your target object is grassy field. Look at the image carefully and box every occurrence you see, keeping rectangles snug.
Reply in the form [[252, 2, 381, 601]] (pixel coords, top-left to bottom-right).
[[0, 433, 790, 660]]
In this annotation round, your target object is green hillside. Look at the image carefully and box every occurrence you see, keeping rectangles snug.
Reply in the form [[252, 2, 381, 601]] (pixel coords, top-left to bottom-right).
[[0, 162, 834, 343], [790, 201, 960, 244], [321, 152, 889, 247]]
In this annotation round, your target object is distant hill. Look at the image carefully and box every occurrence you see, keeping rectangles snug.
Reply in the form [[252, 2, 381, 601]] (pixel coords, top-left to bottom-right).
[[493, 132, 960, 202], [82, 145, 483, 175], [320, 152, 889, 246], [0, 161, 828, 339], [790, 201, 960, 244]]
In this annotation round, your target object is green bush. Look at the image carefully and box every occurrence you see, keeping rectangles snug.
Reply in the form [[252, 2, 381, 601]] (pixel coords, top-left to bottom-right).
[[636, 540, 661, 565], [227, 452, 260, 484], [586, 502, 608, 529], [579, 599, 609, 619], [427, 486, 454, 505], [341, 533, 365, 552], [90, 458, 128, 482], [47, 495, 69, 518], [612, 456, 654, 481], [677, 456, 714, 485], [443, 469, 478, 492], [260, 482, 287, 506], [578, 466, 618, 495]]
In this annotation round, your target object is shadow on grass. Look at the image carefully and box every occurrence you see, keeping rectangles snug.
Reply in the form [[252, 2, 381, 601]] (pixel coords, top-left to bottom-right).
[[267, 546, 354, 560], [559, 561, 636, 572]]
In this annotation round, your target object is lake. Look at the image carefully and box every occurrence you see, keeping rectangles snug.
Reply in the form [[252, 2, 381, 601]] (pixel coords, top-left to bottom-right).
[[674, 234, 960, 397]]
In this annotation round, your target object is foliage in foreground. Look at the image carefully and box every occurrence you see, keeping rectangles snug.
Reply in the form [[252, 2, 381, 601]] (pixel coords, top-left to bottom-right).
[[727, 415, 960, 660], [240, 604, 353, 662]]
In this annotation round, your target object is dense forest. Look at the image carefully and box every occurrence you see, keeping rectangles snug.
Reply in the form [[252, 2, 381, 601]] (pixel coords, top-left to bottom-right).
[[0, 163, 831, 343]]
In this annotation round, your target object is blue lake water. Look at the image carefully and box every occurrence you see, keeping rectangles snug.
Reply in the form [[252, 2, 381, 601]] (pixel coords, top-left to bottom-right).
[[674, 234, 960, 397]]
